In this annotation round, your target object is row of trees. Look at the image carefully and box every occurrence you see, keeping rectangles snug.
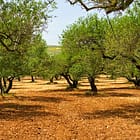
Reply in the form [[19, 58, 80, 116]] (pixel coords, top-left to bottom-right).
[[0, 0, 140, 95], [52, 1, 140, 94]]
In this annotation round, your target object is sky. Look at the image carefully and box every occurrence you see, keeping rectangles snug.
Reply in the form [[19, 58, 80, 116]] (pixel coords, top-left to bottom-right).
[[43, 0, 100, 46]]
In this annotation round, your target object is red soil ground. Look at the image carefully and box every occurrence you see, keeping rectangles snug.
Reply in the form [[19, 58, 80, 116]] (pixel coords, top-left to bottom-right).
[[0, 76, 140, 140]]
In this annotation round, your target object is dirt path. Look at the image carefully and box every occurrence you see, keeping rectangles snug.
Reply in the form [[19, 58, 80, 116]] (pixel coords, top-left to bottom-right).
[[0, 77, 140, 140]]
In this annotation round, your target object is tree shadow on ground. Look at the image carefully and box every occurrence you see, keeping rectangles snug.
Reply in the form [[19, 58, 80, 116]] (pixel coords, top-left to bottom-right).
[[98, 87, 140, 97], [99, 86, 136, 91], [68, 92, 136, 98], [99, 92, 134, 97], [15, 95, 70, 103], [12, 87, 27, 90], [82, 103, 140, 125], [0, 103, 60, 121], [67, 87, 139, 98], [68, 92, 135, 98], [38, 89, 76, 93], [36, 82, 62, 85]]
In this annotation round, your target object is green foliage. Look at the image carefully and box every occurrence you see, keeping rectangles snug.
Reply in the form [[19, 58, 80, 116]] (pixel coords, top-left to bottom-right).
[[0, 0, 56, 77], [24, 35, 49, 77], [59, 3, 140, 88], [104, 3, 140, 85], [0, 0, 56, 52], [0, 50, 23, 77], [60, 14, 108, 80]]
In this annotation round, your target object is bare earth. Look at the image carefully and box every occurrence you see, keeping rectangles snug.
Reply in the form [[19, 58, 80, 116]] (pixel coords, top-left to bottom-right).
[[0, 76, 140, 140]]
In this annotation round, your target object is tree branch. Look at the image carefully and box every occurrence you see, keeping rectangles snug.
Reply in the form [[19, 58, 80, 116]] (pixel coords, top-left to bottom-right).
[[0, 39, 15, 52], [0, 32, 21, 53], [67, 0, 134, 13]]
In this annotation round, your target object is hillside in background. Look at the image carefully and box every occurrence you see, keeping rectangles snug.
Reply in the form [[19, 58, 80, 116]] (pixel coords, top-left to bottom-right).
[[47, 45, 61, 55]]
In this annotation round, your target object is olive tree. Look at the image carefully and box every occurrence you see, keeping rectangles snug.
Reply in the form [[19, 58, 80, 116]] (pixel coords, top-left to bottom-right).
[[0, 0, 56, 94], [104, 4, 140, 87], [60, 14, 109, 94], [0, 47, 23, 94]]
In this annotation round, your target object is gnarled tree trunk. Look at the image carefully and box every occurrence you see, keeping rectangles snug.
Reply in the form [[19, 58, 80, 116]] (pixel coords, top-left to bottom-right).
[[31, 75, 35, 82], [3, 77, 7, 88], [127, 76, 140, 88], [5, 76, 14, 93], [0, 76, 14, 95], [61, 73, 78, 89], [88, 76, 97, 95]]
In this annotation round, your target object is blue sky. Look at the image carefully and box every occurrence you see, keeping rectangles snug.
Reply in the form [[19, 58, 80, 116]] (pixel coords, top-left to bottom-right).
[[43, 0, 98, 46]]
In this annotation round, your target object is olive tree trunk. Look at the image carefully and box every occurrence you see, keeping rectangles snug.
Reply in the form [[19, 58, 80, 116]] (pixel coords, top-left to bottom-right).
[[0, 76, 14, 95], [61, 73, 78, 89], [88, 76, 97, 95], [127, 77, 140, 88]]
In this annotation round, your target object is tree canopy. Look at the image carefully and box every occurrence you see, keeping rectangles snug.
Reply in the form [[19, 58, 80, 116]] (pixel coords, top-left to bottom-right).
[[104, 3, 140, 86], [0, 0, 56, 53], [58, 2, 140, 93], [0, 0, 56, 94], [60, 14, 109, 93]]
